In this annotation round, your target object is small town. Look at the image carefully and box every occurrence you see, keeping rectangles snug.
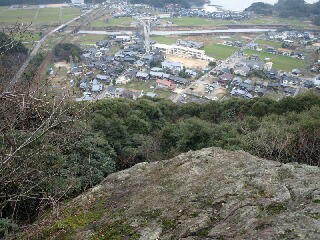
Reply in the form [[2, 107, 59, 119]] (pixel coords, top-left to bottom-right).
[[29, 0, 318, 104], [1, 0, 320, 239]]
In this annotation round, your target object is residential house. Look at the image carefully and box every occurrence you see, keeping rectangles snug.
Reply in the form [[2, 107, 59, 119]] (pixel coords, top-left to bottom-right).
[[91, 83, 104, 92], [80, 81, 88, 90], [230, 88, 246, 97], [106, 86, 117, 97], [219, 73, 233, 81], [96, 74, 109, 82], [185, 69, 197, 77], [176, 39, 204, 49], [75, 95, 93, 102], [304, 80, 314, 89], [256, 88, 267, 97], [292, 69, 301, 75], [267, 82, 281, 90], [151, 67, 163, 72], [162, 60, 183, 72], [136, 71, 149, 80], [169, 76, 189, 85], [284, 87, 295, 95], [239, 82, 254, 92], [156, 79, 175, 90], [145, 92, 157, 98], [250, 54, 259, 61], [314, 78, 320, 89], [149, 71, 164, 79], [231, 77, 242, 86], [234, 66, 250, 76], [244, 93, 253, 99], [122, 89, 143, 100]]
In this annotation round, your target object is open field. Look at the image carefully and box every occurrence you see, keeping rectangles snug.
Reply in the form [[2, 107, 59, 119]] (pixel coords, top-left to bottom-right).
[[233, 17, 310, 27], [0, 8, 37, 24], [0, 7, 7, 15], [244, 50, 305, 71], [165, 17, 234, 26], [108, 17, 135, 26], [151, 36, 178, 44], [34, 8, 60, 25], [204, 44, 239, 60], [256, 39, 282, 49], [62, 8, 81, 21], [91, 17, 136, 27], [71, 34, 109, 45], [166, 55, 208, 69], [0, 7, 80, 25], [124, 80, 175, 99]]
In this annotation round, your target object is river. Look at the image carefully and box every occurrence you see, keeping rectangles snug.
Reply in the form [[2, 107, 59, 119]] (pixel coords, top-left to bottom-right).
[[203, 0, 318, 12]]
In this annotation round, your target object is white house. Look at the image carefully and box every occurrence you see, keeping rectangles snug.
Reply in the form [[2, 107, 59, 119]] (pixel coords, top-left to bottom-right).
[[71, 0, 84, 5], [234, 66, 250, 77], [161, 60, 183, 72]]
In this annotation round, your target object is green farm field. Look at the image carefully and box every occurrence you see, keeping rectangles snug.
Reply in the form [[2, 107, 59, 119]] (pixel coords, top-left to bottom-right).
[[62, 8, 81, 21], [0, 8, 37, 24], [244, 50, 305, 71], [204, 44, 239, 60], [0, 7, 80, 25], [34, 8, 60, 25], [151, 36, 178, 45], [256, 39, 282, 49], [91, 17, 135, 27]]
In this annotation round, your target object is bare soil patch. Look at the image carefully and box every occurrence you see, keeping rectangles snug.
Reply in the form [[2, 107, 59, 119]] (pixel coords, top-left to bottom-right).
[[166, 55, 208, 69], [54, 61, 70, 69]]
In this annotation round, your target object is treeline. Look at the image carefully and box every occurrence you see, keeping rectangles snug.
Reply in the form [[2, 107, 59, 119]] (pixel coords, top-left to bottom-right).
[[1, 93, 320, 236], [53, 43, 82, 62], [245, 0, 320, 25]]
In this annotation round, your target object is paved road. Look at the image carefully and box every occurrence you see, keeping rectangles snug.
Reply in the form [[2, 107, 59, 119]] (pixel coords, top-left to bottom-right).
[[7, 13, 90, 91]]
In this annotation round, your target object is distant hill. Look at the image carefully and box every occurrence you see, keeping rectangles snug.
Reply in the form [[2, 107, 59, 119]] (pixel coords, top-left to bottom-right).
[[245, 0, 320, 17]]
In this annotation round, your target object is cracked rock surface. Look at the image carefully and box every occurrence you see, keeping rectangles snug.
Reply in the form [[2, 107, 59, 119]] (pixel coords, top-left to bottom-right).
[[25, 148, 320, 240]]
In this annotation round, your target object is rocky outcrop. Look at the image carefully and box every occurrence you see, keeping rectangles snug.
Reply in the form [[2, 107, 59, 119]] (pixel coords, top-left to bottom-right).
[[24, 148, 320, 239]]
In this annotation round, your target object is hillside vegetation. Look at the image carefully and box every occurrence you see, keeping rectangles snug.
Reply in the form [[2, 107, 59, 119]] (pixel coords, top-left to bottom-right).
[[0, 33, 28, 86], [0, 92, 320, 237], [245, 0, 320, 25]]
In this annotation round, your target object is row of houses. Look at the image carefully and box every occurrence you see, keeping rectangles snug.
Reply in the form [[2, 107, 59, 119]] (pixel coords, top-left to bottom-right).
[[175, 9, 249, 20]]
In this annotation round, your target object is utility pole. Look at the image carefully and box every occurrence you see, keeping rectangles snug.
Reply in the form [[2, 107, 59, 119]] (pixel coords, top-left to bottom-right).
[[143, 20, 151, 53]]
